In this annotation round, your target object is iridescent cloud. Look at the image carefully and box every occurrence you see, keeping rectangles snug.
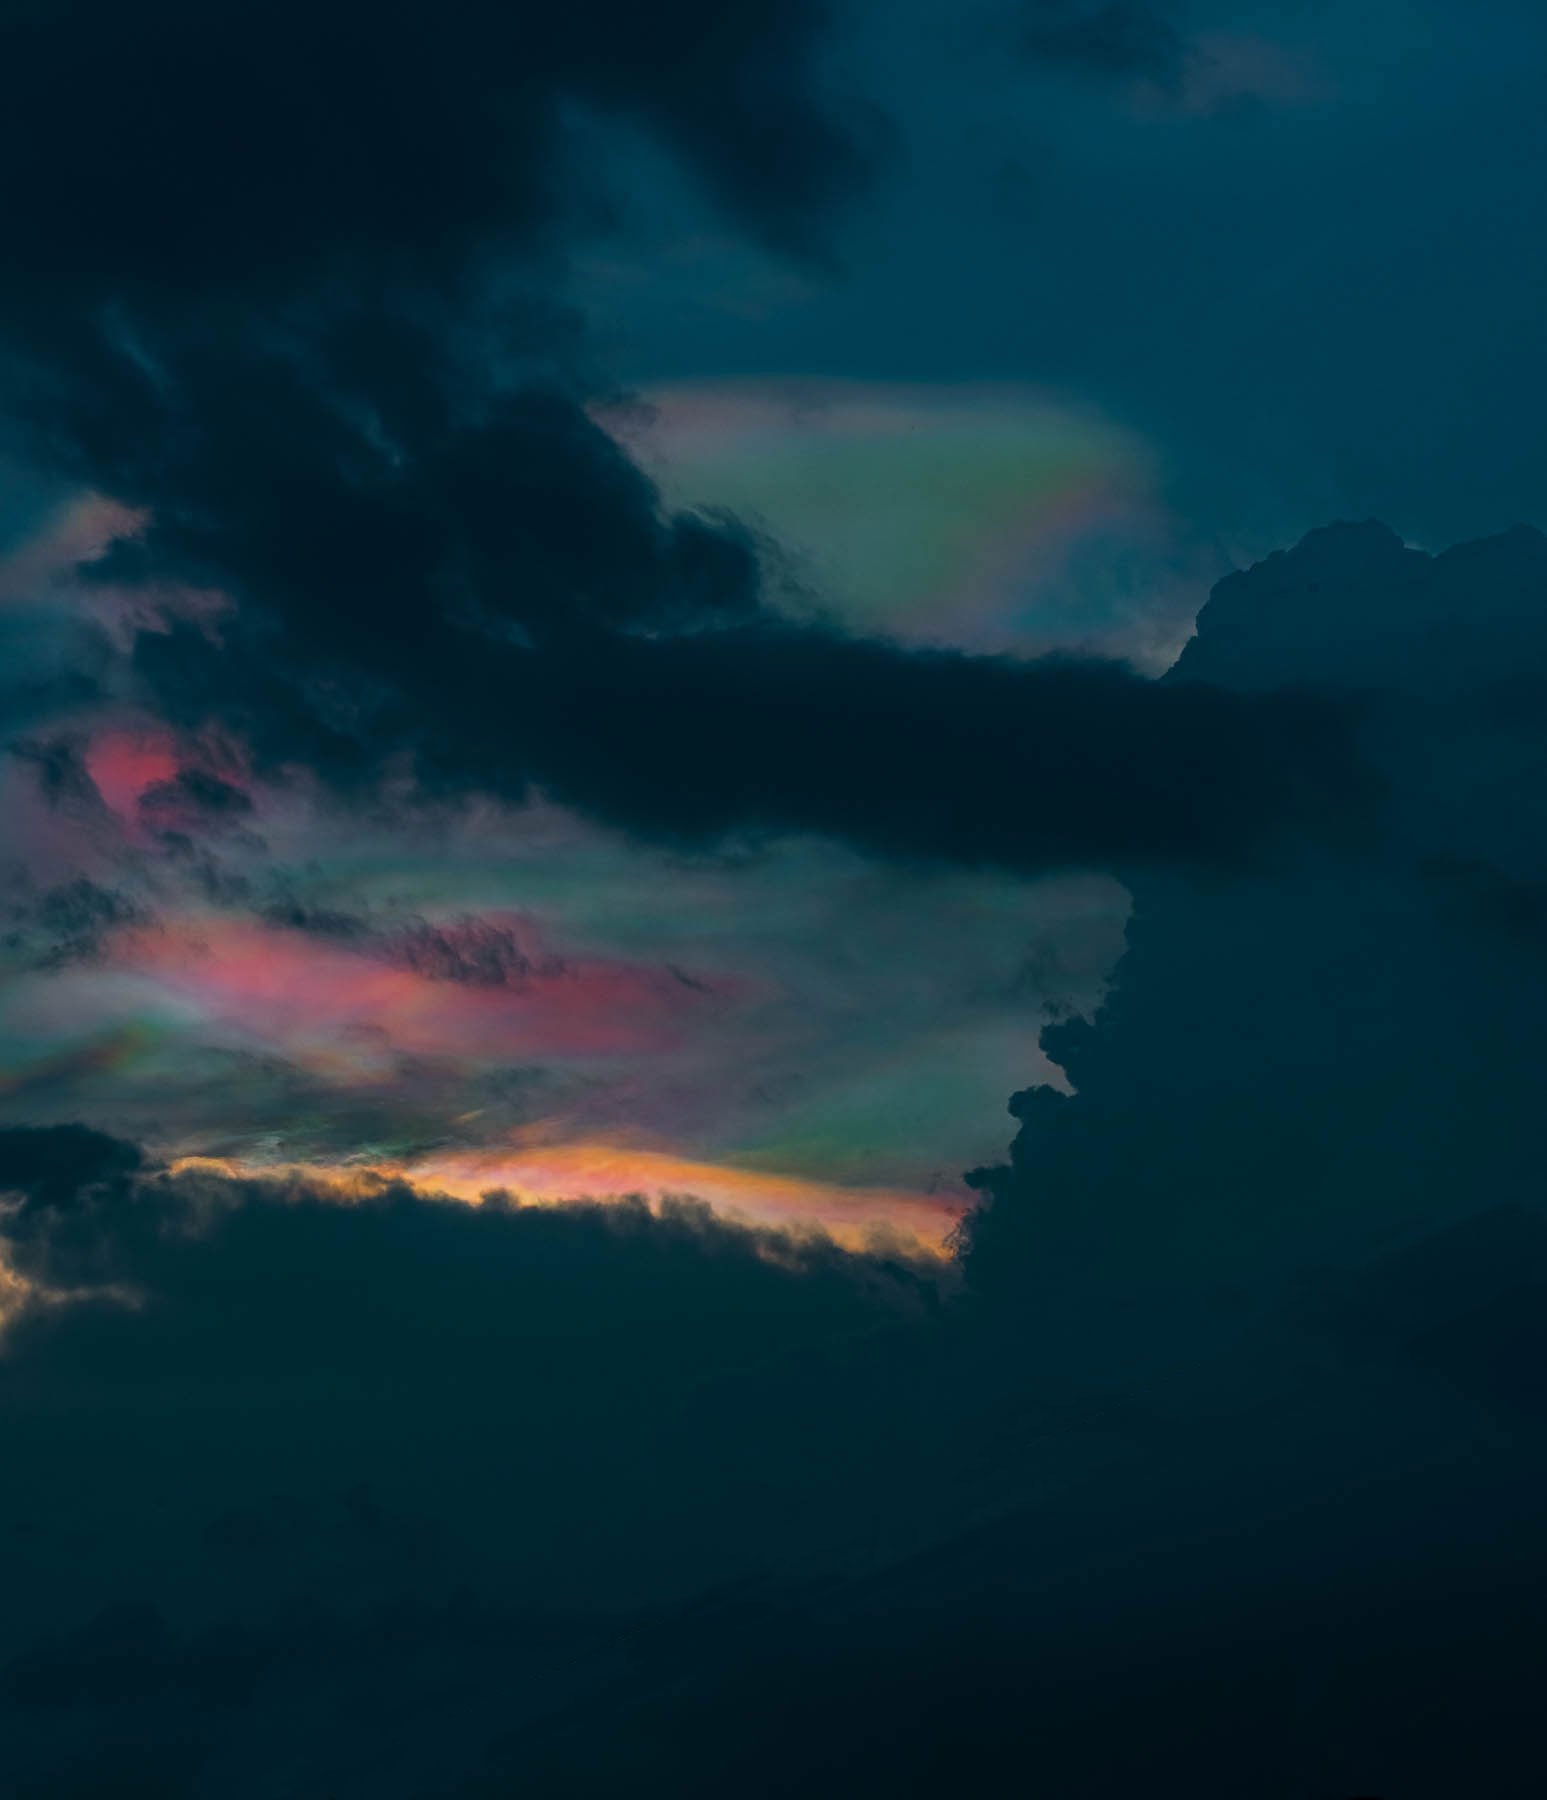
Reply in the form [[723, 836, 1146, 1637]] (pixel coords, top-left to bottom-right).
[[120, 913, 734, 1065], [0, 472, 1132, 1249], [603, 378, 1213, 668]]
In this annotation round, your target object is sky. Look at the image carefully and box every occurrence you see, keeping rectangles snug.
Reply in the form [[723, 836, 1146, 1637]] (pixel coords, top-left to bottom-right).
[[2, 2, 1547, 1795]]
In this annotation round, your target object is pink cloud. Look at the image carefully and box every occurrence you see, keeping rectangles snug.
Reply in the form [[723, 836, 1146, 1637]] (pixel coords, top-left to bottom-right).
[[83, 730, 181, 819], [118, 916, 734, 1066]]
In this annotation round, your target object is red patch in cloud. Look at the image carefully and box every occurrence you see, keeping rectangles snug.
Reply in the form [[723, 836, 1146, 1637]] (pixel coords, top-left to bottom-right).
[[84, 730, 180, 818], [121, 917, 727, 1065]]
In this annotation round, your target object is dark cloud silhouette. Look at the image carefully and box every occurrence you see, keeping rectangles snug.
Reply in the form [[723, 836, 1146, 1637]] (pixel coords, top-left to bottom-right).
[[131, 574, 1372, 873], [0, 0, 868, 636], [0, 1121, 142, 1219], [18, 284, 1360, 876], [1170, 519, 1547, 699], [0, 1120, 933, 1315], [518, 627, 1375, 868], [1, 1124, 974, 1800], [0, 0, 902, 877], [962, 521, 1547, 1377], [0, 0, 869, 304]]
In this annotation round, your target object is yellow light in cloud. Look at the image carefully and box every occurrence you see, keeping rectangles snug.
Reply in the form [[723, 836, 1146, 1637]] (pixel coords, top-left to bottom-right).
[[173, 1142, 963, 1256]]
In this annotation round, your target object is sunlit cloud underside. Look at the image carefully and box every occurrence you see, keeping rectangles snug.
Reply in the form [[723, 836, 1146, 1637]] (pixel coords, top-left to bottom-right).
[[175, 1145, 964, 1256]]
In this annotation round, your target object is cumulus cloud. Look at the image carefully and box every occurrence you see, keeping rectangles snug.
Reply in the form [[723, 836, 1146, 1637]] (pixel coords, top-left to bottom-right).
[[962, 521, 1547, 1390]]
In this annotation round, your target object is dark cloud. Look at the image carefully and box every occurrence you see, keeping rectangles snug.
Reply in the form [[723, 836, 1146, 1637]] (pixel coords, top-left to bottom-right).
[[32, 279, 1364, 879], [0, 1120, 932, 1315], [509, 627, 1372, 869], [1308, 1204, 1547, 1419], [961, 520, 1547, 1348], [1419, 853, 1547, 949], [129, 568, 1372, 875], [0, 0, 1369, 880], [385, 917, 563, 987], [0, 0, 868, 509], [138, 768, 256, 842], [1014, 0, 1189, 84], [257, 899, 374, 942], [0, 0, 891, 870], [9, 738, 102, 812], [4, 1092, 1547, 1796], [0, 0, 870, 305], [74, 325, 767, 663], [0, 1128, 963, 1743], [0, 1121, 142, 1219], [263, 901, 566, 985], [55, 303, 1364, 873], [1, 877, 144, 970], [8, 1529, 1546, 1799], [1170, 520, 1547, 699]]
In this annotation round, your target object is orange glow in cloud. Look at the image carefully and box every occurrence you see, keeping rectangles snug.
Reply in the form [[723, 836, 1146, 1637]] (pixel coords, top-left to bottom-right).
[[405, 1142, 964, 1252], [175, 1143, 963, 1256]]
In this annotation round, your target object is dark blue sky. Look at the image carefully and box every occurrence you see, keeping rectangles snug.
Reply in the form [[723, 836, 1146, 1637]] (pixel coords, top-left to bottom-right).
[[585, 0, 1547, 551]]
